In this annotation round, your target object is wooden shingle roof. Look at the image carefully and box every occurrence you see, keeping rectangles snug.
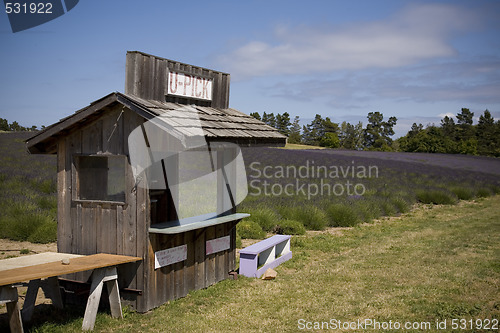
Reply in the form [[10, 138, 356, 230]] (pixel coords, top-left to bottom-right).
[[26, 92, 286, 154]]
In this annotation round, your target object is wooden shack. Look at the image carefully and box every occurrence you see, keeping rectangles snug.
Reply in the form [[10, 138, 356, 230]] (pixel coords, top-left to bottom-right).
[[26, 51, 286, 312]]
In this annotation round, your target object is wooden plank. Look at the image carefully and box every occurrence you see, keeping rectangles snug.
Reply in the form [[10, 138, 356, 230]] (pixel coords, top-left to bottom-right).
[[205, 226, 216, 287], [173, 233, 184, 299], [184, 230, 195, 295], [116, 205, 124, 255], [194, 229, 205, 290], [228, 222, 236, 272], [57, 138, 71, 254], [163, 235, 174, 302], [68, 130, 82, 257], [125, 51, 138, 95], [135, 178, 148, 312], [109, 206, 118, 254], [0, 254, 141, 287], [156, 234, 168, 305], [148, 213, 250, 234], [215, 223, 225, 282], [1, 287, 23, 333], [102, 107, 123, 154], [0, 253, 83, 271], [147, 234, 158, 310], [82, 268, 105, 331]]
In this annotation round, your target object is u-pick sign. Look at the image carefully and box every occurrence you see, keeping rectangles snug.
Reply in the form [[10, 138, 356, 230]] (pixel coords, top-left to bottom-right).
[[167, 71, 213, 101], [4, 0, 79, 33]]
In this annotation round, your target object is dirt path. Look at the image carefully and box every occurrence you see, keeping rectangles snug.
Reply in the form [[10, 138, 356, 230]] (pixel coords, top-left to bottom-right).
[[0, 239, 57, 260]]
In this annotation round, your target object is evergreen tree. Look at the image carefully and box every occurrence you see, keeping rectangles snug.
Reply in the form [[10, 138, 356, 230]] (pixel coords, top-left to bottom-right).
[[288, 116, 302, 144], [477, 109, 496, 156], [262, 112, 276, 128], [440, 116, 456, 139], [408, 123, 424, 138], [456, 108, 475, 141], [320, 117, 339, 148], [249, 112, 261, 120], [0, 118, 9, 131], [364, 112, 397, 150], [9, 121, 22, 131], [275, 112, 291, 136]]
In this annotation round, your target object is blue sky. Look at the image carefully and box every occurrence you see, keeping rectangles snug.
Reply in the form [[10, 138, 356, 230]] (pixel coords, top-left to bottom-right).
[[1, 0, 499, 138]]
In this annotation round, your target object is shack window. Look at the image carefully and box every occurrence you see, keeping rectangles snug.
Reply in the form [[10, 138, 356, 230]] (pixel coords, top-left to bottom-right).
[[75, 155, 126, 203]]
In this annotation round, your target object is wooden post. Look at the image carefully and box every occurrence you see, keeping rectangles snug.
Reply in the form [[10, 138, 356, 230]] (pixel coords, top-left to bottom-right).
[[0, 285, 23, 333], [82, 266, 121, 331]]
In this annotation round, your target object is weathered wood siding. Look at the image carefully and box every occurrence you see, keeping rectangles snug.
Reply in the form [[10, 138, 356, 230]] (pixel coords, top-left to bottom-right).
[[56, 104, 237, 312], [125, 51, 230, 109], [57, 105, 147, 310]]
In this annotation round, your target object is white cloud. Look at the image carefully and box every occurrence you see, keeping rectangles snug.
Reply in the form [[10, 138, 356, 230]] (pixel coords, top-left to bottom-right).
[[219, 3, 476, 77], [438, 112, 455, 119]]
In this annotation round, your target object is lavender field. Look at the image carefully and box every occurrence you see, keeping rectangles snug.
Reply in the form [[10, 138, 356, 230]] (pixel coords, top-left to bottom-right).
[[238, 146, 500, 236], [0, 132, 57, 243], [1, 132, 499, 243]]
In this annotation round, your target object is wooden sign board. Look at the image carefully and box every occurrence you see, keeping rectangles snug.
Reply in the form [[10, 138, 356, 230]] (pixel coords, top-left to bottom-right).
[[154, 245, 187, 269], [167, 71, 213, 101], [206, 235, 230, 255]]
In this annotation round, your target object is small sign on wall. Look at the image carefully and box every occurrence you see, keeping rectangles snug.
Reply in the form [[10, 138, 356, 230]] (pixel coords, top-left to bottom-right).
[[154, 244, 187, 269], [206, 235, 230, 255], [167, 71, 213, 101]]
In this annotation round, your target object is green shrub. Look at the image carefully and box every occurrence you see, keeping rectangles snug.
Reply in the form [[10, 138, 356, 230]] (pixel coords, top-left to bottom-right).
[[28, 219, 57, 243], [326, 204, 360, 227], [279, 205, 328, 230], [246, 207, 280, 232], [391, 197, 410, 213], [476, 187, 491, 198], [0, 201, 57, 243], [274, 219, 306, 235], [37, 195, 57, 210], [32, 178, 57, 194], [354, 200, 382, 223], [236, 220, 265, 239], [450, 186, 475, 200], [416, 189, 457, 205], [381, 201, 397, 216]]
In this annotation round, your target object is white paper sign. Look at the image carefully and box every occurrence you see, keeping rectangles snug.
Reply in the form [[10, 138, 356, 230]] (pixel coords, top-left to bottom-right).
[[154, 244, 187, 269], [206, 235, 230, 255], [167, 71, 213, 101]]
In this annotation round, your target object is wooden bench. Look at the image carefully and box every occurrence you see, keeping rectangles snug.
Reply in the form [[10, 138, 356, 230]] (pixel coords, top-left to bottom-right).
[[0, 253, 141, 332], [239, 235, 292, 278]]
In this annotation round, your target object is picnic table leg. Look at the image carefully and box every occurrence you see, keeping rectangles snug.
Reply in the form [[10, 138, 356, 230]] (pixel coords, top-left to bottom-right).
[[1, 286, 24, 333], [105, 277, 122, 319], [21, 279, 41, 322], [22, 277, 63, 322], [42, 277, 64, 309], [82, 266, 121, 331]]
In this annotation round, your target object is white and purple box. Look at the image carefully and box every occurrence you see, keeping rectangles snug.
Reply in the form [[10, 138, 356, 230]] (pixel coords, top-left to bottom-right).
[[239, 235, 292, 278]]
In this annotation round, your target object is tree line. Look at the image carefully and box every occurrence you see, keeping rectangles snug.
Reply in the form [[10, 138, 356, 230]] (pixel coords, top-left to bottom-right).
[[250, 111, 397, 151], [251, 108, 499, 157], [3, 107, 499, 157], [397, 108, 500, 156], [0, 118, 41, 132]]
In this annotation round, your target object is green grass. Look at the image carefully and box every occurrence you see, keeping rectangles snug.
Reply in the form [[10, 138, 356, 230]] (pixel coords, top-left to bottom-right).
[[278, 143, 326, 150], [16, 195, 500, 333], [416, 189, 457, 205]]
